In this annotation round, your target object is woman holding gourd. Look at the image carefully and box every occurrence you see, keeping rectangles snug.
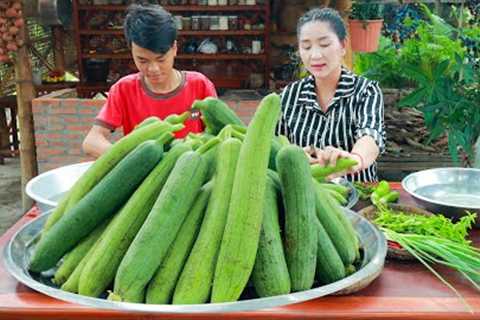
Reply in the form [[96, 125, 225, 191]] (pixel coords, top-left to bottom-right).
[[277, 7, 386, 182]]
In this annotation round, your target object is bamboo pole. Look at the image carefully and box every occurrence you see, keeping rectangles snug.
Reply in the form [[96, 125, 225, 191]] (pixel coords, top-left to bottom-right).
[[14, 5, 38, 211]]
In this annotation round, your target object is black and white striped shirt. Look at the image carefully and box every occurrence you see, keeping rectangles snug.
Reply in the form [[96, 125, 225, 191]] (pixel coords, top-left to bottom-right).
[[276, 67, 385, 182]]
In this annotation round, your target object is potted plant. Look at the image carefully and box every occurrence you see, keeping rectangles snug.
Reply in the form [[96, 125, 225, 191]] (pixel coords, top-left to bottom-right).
[[348, 0, 384, 52]]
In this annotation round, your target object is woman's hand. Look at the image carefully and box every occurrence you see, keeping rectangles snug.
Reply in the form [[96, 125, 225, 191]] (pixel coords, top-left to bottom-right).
[[306, 146, 363, 180]]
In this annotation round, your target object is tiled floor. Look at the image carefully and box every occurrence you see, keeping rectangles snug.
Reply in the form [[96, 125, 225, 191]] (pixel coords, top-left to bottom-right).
[[0, 157, 22, 236]]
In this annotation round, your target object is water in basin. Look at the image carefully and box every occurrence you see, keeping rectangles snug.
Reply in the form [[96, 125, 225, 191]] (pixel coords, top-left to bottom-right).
[[415, 184, 480, 207]]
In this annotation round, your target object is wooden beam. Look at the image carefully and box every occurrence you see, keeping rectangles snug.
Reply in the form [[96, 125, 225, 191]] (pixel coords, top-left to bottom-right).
[[15, 2, 38, 211], [52, 26, 65, 73]]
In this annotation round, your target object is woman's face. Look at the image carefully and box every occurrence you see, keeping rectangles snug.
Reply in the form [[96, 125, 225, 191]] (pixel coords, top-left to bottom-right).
[[298, 21, 346, 79], [131, 41, 177, 86]]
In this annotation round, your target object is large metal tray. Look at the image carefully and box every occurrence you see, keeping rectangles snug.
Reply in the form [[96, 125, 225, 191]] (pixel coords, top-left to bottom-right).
[[4, 209, 386, 313]]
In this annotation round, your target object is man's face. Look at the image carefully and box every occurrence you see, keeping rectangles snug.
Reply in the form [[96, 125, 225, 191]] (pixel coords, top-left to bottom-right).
[[131, 41, 177, 85]]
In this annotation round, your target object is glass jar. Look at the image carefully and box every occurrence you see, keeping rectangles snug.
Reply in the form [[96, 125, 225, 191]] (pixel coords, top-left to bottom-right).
[[228, 0, 238, 4], [228, 15, 238, 30], [182, 16, 192, 30], [191, 16, 201, 30], [210, 16, 220, 30], [200, 16, 211, 31]]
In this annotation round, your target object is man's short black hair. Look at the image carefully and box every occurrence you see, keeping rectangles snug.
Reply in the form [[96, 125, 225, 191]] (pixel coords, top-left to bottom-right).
[[124, 4, 177, 54]]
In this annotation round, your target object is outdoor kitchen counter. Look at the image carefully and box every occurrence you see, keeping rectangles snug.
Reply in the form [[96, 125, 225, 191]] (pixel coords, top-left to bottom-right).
[[0, 183, 479, 320]]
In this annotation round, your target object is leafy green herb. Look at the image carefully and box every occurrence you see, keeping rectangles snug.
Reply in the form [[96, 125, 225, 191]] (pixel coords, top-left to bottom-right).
[[374, 206, 476, 245]]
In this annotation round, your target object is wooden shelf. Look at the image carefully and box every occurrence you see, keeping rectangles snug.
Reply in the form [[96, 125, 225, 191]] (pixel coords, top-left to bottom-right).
[[79, 29, 264, 36], [177, 53, 266, 60], [81, 53, 266, 60], [78, 5, 265, 12], [73, 0, 271, 92]]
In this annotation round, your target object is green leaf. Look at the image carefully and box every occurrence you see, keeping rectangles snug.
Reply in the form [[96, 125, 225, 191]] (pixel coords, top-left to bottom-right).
[[402, 65, 431, 86], [427, 122, 445, 143], [433, 60, 450, 80], [399, 87, 429, 107]]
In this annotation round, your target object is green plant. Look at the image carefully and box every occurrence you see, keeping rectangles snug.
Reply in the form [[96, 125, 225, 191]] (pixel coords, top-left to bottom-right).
[[399, 55, 480, 165], [350, 0, 385, 20]]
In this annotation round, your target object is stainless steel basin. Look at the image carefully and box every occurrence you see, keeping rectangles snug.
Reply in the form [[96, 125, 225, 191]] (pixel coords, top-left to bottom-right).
[[402, 167, 480, 227], [25, 162, 92, 213]]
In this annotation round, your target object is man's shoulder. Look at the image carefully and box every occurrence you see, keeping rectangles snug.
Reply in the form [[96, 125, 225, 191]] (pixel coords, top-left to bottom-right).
[[184, 71, 212, 84], [111, 73, 141, 91]]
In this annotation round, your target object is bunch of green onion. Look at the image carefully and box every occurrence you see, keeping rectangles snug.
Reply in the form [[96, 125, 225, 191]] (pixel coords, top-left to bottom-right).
[[374, 206, 479, 310]]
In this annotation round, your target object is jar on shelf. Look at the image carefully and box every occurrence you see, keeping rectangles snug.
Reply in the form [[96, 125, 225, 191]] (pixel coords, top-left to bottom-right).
[[228, 16, 238, 30], [228, 0, 238, 4], [219, 16, 229, 30], [182, 16, 192, 30], [218, 0, 227, 4], [210, 16, 220, 30], [192, 16, 201, 30], [200, 16, 211, 30], [189, 0, 198, 4], [174, 16, 183, 30], [198, 0, 208, 5], [207, 0, 217, 5]]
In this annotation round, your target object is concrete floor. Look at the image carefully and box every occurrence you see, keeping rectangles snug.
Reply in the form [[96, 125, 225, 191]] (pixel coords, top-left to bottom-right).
[[0, 157, 23, 236]]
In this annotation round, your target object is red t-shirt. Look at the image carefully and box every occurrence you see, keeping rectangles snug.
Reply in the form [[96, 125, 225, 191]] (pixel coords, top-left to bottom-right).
[[95, 71, 217, 137]]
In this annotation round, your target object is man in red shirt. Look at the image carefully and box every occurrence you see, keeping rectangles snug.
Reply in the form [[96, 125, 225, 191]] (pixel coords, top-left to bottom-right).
[[82, 4, 217, 158]]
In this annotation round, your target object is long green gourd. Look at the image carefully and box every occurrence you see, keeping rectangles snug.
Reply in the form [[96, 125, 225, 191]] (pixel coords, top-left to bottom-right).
[[312, 217, 346, 285], [251, 176, 291, 297], [276, 144, 318, 291], [193, 97, 245, 135], [313, 180, 359, 265], [145, 181, 213, 304], [172, 138, 242, 304], [41, 120, 178, 235], [110, 150, 208, 303], [77, 143, 192, 298], [211, 93, 281, 303], [29, 139, 164, 272], [52, 221, 107, 286]]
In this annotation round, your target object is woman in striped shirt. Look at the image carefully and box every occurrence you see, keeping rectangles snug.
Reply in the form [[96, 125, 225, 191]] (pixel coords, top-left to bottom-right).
[[276, 8, 385, 182]]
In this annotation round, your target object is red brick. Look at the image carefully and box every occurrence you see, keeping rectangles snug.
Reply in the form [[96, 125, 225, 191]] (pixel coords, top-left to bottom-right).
[[48, 141, 66, 147], [33, 117, 48, 127], [63, 116, 84, 123], [43, 149, 66, 156], [47, 124, 66, 131], [51, 107, 77, 114], [78, 107, 100, 115], [238, 100, 260, 109], [65, 125, 91, 132], [80, 100, 104, 107], [67, 148, 83, 156], [35, 139, 48, 146], [61, 99, 80, 107], [240, 117, 252, 125]]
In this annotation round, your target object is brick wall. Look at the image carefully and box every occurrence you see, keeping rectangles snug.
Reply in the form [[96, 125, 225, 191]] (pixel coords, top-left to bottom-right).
[[31, 89, 262, 173], [32, 89, 116, 173]]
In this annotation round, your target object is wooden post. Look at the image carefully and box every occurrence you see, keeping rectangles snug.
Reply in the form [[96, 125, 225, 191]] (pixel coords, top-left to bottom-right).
[[52, 26, 65, 73], [14, 5, 38, 211]]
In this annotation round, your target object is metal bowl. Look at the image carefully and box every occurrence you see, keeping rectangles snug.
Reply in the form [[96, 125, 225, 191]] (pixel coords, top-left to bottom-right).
[[4, 209, 386, 313], [402, 168, 480, 227], [25, 162, 92, 213], [332, 177, 359, 209]]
